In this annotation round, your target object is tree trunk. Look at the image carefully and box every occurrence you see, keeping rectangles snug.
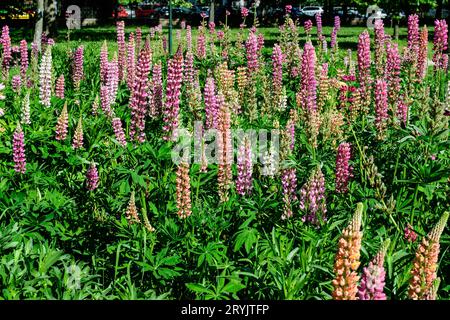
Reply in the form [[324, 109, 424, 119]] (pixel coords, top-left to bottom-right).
[[44, 0, 58, 37], [209, 1, 215, 24], [34, 0, 44, 51]]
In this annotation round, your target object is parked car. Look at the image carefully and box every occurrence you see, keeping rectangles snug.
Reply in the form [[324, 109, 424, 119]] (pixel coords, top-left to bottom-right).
[[136, 4, 158, 18], [333, 6, 362, 18], [112, 5, 129, 18], [300, 6, 323, 17]]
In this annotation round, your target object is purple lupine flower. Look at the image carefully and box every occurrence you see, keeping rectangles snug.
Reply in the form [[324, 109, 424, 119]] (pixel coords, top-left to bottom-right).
[[20, 39, 28, 82], [107, 55, 119, 105], [334, 16, 341, 32], [358, 262, 387, 300], [330, 16, 340, 50], [246, 31, 259, 74], [127, 33, 136, 91], [1, 26, 11, 74], [236, 138, 253, 196], [300, 167, 327, 225], [374, 20, 385, 76], [316, 13, 323, 41], [56, 74, 65, 99], [136, 27, 142, 53], [39, 46, 52, 107], [86, 162, 99, 191], [152, 61, 163, 116], [357, 30, 371, 104], [72, 46, 84, 89], [100, 41, 109, 84], [129, 43, 152, 143], [375, 79, 388, 139], [407, 14, 420, 62], [12, 75, 21, 92], [116, 21, 127, 81], [335, 142, 352, 193], [112, 117, 127, 147], [304, 20, 313, 35], [100, 84, 112, 117], [397, 96, 408, 125], [300, 42, 317, 113], [433, 19, 448, 71], [13, 122, 26, 174], [281, 167, 297, 220], [163, 48, 184, 141], [386, 42, 401, 105], [272, 44, 284, 94], [204, 76, 218, 130]]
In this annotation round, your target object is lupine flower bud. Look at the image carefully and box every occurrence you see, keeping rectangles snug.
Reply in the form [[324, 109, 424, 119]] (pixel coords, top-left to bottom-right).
[[72, 46, 84, 89], [404, 223, 418, 243], [417, 27, 428, 80], [56, 74, 65, 99], [116, 21, 127, 81], [86, 161, 99, 191], [112, 117, 127, 147], [163, 48, 183, 141], [20, 39, 28, 82], [125, 191, 141, 224], [409, 212, 448, 300], [316, 13, 323, 41], [13, 122, 26, 174], [39, 46, 52, 107], [55, 102, 69, 141], [375, 79, 388, 140], [304, 20, 313, 35], [176, 162, 192, 218], [433, 19, 448, 71], [300, 167, 327, 224], [332, 203, 363, 300], [72, 117, 84, 149], [335, 142, 352, 193], [236, 137, 253, 196]]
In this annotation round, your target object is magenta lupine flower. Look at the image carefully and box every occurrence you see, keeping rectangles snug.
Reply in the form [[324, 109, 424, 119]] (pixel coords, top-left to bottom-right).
[[86, 162, 99, 191], [39, 46, 52, 108], [374, 19, 385, 75], [208, 22, 216, 34], [100, 84, 112, 116], [236, 138, 253, 196], [13, 123, 26, 174], [107, 56, 119, 105], [358, 244, 388, 301], [375, 79, 388, 138], [300, 42, 317, 113], [183, 51, 195, 86], [272, 44, 284, 93], [397, 96, 408, 125], [407, 14, 420, 61], [316, 13, 323, 40], [163, 49, 183, 141], [281, 167, 297, 220], [246, 32, 259, 75], [204, 77, 218, 130], [186, 25, 192, 52], [129, 44, 152, 143], [357, 31, 371, 102], [404, 223, 418, 242], [417, 27, 428, 80], [285, 5, 292, 15], [257, 33, 265, 52], [116, 21, 127, 81], [1, 26, 11, 73], [197, 31, 206, 59], [241, 7, 249, 18], [217, 30, 225, 41], [330, 16, 341, 50], [72, 46, 84, 89], [127, 33, 136, 91], [433, 19, 448, 71], [100, 41, 109, 84], [152, 62, 163, 115], [334, 16, 341, 32], [12, 75, 21, 92], [112, 117, 127, 147], [56, 74, 65, 99], [386, 42, 401, 104], [300, 167, 327, 225], [304, 20, 313, 35], [136, 27, 142, 53], [20, 39, 28, 82], [335, 142, 352, 193]]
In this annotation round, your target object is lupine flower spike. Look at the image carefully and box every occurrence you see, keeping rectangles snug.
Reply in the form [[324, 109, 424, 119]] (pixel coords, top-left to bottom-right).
[[176, 162, 192, 218], [13, 122, 26, 174], [55, 102, 69, 141], [72, 117, 84, 149], [86, 161, 99, 191], [125, 191, 141, 224]]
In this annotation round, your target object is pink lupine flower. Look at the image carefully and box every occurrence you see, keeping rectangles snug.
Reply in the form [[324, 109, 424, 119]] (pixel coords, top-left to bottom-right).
[[236, 137, 253, 196], [1, 26, 11, 73], [241, 7, 249, 18], [417, 27, 428, 80], [407, 14, 420, 62], [281, 167, 297, 220], [217, 30, 225, 41], [197, 31, 206, 59], [433, 19, 448, 71], [39, 46, 52, 108], [107, 55, 119, 105], [129, 44, 152, 143], [100, 84, 112, 117], [204, 76, 218, 130], [404, 223, 418, 242], [357, 30, 371, 104], [316, 13, 323, 40], [300, 167, 327, 225], [200, 12, 207, 19], [358, 240, 389, 300], [13, 122, 26, 174], [335, 142, 352, 193], [55, 102, 69, 141], [72, 117, 84, 149], [20, 40, 28, 82], [257, 33, 265, 52], [72, 46, 84, 89], [12, 75, 21, 92], [304, 20, 313, 35], [183, 51, 195, 86], [86, 161, 99, 191], [299, 42, 317, 113], [56, 74, 65, 99], [116, 21, 127, 81], [112, 117, 127, 147], [136, 27, 142, 53], [186, 25, 192, 52], [152, 62, 163, 116], [127, 33, 136, 91], [374, 20, 385, 76], [330, 16, 341, 50], [285, 5, 292, 15], [386, 42, 401, 104], [397, 97, 408, 125], [375, 79, 388, 139], [272, 44, 284, 95], [163, 48, 183, 141], [208, 22, 216, 34], [100, 41, 109, 84]]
